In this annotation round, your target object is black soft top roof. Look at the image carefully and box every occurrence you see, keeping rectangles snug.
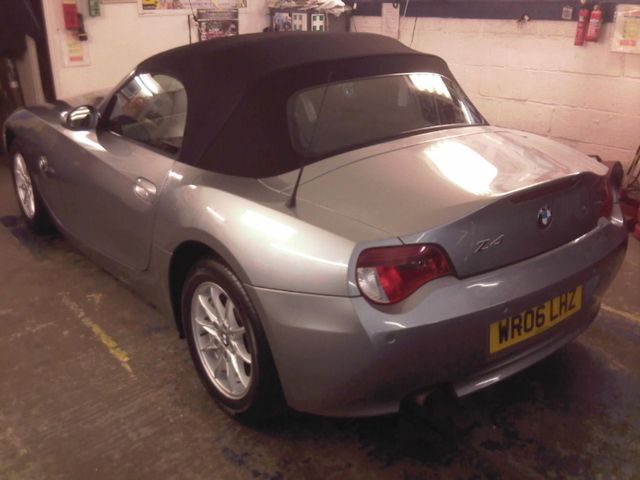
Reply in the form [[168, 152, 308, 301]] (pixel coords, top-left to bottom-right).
[[136, 32, 455, 177]]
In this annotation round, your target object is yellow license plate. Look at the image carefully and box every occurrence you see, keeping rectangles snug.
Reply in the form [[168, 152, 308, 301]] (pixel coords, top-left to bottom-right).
[[489, 285, 583, 354]]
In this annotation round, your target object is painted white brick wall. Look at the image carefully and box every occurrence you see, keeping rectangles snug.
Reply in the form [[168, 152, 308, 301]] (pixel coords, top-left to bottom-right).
[[352, 15, 640, 166], [42, 0, 270, 100]]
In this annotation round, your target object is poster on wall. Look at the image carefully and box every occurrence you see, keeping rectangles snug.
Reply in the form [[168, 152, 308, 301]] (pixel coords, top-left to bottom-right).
[[196, 8, 238, 39], [138, 0, 245, 15], [60, 31, 91, 67], [611, 4, 640, 54], [272, 12, 291, 32]]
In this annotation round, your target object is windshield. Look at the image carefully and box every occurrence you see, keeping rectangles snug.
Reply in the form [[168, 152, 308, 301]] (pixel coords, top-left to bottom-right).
[[288, 73, 484, 157]]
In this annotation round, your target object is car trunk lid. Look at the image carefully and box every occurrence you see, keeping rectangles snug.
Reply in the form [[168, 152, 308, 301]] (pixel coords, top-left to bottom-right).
[[401, 171, 606, 277], [293, 129, 609, 277]]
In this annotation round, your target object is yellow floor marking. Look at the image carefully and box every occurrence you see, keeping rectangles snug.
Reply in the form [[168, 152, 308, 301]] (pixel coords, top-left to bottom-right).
[[59, 293, 134, 376], [601, 304, 640, 324]]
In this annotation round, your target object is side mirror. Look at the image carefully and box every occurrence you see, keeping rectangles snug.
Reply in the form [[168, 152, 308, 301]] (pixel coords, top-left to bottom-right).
[[61, 105, 98, 131]]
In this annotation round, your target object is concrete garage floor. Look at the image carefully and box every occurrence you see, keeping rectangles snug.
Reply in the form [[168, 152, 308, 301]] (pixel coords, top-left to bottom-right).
[[0, 155, 639, 480]]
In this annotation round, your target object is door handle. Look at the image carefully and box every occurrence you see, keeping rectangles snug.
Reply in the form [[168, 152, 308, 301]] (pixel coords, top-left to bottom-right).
[[134, 177, 157, 202]]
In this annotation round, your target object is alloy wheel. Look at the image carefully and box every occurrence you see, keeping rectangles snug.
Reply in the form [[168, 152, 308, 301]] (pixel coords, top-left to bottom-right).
[[190, 281, 252, 399], [13, 153, 35, 219]]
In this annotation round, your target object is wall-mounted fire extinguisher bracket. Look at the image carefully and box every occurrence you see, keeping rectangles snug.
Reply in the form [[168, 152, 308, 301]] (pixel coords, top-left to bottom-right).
[[77, 13, 88, 41], [586, 4, 603, 42]]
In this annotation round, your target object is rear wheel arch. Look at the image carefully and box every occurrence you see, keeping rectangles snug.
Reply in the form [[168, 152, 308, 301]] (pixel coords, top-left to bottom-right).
[[181, 255, 285, 420], [168, 239, 251, 335]]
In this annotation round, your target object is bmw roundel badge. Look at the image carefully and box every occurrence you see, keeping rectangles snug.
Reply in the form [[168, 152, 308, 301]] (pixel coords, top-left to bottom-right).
[[537, 205, 552, 229]]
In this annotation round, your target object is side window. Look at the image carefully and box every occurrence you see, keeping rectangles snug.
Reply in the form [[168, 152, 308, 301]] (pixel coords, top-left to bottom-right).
[[106, 73, 187, 155]]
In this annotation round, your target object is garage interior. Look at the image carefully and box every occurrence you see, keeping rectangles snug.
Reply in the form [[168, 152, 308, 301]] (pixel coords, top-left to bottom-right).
[[1, 0, 640, 479]]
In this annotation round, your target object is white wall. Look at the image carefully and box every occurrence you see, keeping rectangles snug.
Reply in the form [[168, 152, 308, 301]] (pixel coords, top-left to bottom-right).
[[240, 0, 270, 36], [353, 15, 640, 166], [42, 0, 269, 99], [15, 35, 45, 106]]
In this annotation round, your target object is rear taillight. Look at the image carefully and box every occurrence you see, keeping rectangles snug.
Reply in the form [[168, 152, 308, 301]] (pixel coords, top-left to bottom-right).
[[356, 244, 453, 304], [599, 177, 613, 219]]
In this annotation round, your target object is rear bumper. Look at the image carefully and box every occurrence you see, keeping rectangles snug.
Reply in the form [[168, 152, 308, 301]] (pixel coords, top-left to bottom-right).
[[247, 219, 627, 417]]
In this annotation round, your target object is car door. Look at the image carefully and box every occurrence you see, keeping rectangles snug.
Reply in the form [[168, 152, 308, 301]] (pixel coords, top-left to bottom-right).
[[55, 73, 188, 271]]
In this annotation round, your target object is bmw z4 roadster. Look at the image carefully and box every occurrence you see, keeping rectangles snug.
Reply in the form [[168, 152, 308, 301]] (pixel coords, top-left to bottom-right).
[[3, 32, 627, 420]]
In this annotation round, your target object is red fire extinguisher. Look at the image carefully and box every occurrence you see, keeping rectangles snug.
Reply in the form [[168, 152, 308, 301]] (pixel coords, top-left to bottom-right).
[[574, 0, 591, 46], [62, 0, 79, 30], [586, 4, 603, 42]]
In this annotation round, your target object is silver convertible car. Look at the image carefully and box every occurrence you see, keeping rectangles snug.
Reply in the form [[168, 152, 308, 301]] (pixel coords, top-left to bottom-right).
[[3, 33, 627, 420]]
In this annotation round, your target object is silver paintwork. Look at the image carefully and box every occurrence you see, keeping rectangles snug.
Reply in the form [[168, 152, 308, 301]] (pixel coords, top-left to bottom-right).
[[2, 93, 626, 416], [45, 125, 175, 271], [191, 281, 252, 399], [261, 127, 608, 232], [246, 207, 626, 416]]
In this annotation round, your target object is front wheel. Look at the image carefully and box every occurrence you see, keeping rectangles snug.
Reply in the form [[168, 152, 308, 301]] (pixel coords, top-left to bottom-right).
[[10, 142, 54, 234], [182, 257, 284, 422]]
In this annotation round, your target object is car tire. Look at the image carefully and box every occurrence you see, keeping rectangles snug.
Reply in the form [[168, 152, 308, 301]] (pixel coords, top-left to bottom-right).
[[182, 257, 284, 422], [9, 142, 54, 234]]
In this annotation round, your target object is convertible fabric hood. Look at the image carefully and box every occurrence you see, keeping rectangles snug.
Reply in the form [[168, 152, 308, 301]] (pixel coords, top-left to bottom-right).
[[136, 32, 458, 177]]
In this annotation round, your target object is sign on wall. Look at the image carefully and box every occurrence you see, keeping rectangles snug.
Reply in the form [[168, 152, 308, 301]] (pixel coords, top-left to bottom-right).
[[60, 31, 91, 67], [196, 8, 238, 39], [611, 4, 640, 54], [138, 0, 244, 15]]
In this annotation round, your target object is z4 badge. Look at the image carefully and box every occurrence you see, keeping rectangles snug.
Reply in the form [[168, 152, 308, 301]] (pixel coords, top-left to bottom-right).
[[475, 234, 505, 253]]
